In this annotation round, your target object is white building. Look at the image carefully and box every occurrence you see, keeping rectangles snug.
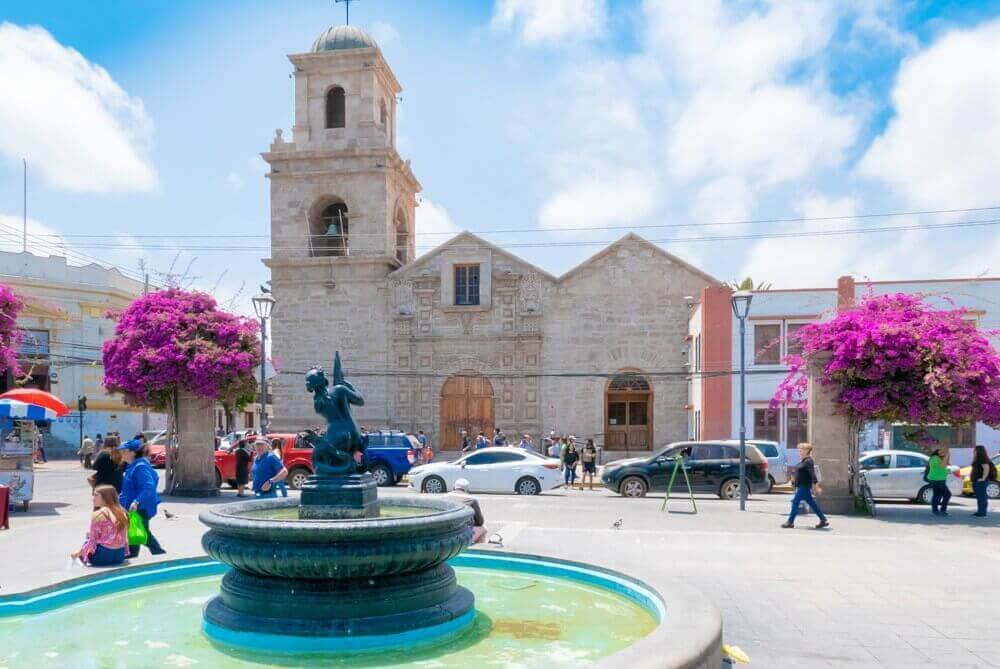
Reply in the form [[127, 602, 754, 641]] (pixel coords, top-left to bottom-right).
[[687, 276, 1000, 467], [0, 251, 166, 457]]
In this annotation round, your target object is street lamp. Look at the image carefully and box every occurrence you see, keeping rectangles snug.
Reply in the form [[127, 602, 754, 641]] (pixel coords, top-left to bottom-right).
[[252, 292, 276, 435], [731, 291, 753, 511]]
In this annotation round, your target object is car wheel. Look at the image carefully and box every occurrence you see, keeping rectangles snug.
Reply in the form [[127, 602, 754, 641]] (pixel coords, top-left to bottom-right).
[[987, 481, 1000, 499], [422, 475, 446, 494], [515, 476, 541, 495], [917, 485, 933, 505], [370, 463, 393, 487], [719, 478, 747, 500], [767, 475, 776, 493], [287, 467, 311, 491], [214, 469, 222, 488], [620, 476, 647, 498]]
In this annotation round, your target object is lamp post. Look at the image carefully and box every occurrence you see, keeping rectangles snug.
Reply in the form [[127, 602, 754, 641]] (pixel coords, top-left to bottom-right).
[[731, 291, 753, 511], [252, 292, 276, 436]]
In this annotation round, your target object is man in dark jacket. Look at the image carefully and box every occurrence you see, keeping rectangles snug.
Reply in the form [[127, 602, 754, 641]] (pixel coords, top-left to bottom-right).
[[782, 443, 830, 529]]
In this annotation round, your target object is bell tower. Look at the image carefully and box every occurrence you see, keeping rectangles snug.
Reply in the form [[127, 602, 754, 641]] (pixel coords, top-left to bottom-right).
[[264, 25, 420, 432], [264, 24, 420, 267]]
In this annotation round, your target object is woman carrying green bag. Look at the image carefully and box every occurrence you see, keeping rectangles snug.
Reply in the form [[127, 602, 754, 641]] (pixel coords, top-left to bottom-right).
[[118, 438, 166, 557]]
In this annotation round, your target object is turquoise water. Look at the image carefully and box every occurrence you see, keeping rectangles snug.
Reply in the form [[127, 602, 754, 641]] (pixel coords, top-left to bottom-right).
[[0, 567, 657, 668]]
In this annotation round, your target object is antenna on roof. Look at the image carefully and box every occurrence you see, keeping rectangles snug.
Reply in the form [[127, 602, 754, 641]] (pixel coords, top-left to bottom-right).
[[335, 0, 360, 25]]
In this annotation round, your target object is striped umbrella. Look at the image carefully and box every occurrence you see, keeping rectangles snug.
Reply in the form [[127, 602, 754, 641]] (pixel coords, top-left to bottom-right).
[[0, 399, 59, 421], [0, 388, 69, 416]]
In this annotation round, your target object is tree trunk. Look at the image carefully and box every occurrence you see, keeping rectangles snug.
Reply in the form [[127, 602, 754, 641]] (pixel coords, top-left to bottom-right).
[[169, 391, 220, 497], [807, 353, 854, 514]]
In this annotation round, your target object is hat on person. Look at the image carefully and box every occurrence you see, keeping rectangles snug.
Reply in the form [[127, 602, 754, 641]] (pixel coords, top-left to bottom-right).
[[253, 437, 270, 447], [454, 478, 470, 492], [117, 438, 142, 452]]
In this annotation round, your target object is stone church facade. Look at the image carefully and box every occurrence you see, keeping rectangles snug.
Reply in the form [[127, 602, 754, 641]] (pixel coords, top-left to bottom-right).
[[264, 26, 717, 454]]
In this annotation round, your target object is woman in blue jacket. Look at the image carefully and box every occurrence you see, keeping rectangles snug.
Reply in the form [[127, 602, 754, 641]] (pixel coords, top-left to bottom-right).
[[118, 439, 166, 557]]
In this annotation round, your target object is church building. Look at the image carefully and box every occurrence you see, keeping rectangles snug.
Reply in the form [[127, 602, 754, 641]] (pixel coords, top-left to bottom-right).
[[264, 25, 718, 455]]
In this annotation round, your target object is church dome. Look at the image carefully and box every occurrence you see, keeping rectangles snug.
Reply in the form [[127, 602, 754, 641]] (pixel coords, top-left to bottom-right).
[[311, 25, 378, 52]]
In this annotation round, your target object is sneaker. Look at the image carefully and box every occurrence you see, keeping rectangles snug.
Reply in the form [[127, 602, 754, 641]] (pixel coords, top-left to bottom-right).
[[780, 522, 794, 528], [973, 513, 986, 517], [815, 520, 830, 529]]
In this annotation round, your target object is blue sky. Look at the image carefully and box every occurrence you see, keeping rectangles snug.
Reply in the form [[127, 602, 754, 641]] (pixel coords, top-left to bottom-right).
[[1, 0, 999, 312]]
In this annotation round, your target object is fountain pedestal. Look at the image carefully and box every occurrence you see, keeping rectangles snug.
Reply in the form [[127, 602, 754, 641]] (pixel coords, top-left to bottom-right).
[[298, 472, 379, 519]]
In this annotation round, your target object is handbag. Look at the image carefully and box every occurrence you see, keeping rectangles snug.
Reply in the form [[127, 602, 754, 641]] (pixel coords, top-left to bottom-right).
[[127, 510, 148, 545]]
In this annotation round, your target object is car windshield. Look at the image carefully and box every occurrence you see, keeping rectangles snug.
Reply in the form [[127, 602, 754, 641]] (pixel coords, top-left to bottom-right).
[[754, 443, 779, 458]]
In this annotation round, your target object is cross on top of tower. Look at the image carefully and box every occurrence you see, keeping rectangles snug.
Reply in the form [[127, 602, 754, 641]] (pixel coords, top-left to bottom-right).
[[335, 0, 360, 25]]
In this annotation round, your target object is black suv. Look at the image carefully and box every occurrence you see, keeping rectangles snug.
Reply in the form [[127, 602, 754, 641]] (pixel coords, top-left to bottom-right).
[[601, 441, 769, 499]]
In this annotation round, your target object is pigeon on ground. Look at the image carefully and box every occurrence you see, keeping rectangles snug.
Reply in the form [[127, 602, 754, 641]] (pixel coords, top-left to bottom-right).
[[163, 509, 177, 520], [612, 518, 623, 530]]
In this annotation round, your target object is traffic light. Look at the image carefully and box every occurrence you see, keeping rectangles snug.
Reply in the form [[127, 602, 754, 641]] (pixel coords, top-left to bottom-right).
[[78, 395, 87, 413]]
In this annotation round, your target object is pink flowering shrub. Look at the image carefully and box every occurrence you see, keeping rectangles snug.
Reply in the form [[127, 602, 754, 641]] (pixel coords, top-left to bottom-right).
[[772, 293, 1000, 428], [0, 284, 23, 375], [102, 289, 260, 411]]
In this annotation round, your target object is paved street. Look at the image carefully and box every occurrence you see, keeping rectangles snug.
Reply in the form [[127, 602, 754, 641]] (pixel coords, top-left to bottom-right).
[[3, 462, 999, 668]]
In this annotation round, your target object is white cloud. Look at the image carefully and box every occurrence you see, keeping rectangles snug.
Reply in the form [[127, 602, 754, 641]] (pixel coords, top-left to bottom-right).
[[0, 23, 157, 193], [492, 0, 606, 45], [415, 198, 461, 255], [225, 171, 243, 193], [539, 171, 656, 234], [857, 20, 1000, 208], [371, 21, 400, 46], [690, 176, 754, 227]]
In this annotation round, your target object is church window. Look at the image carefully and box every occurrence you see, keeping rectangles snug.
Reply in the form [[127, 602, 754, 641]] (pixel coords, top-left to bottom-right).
[[379, 100, 388, 127], [454, 265, 480, 306], [395, 220, 408, 264], [314, 202, 349, 256], [326, 86, 346, 129]]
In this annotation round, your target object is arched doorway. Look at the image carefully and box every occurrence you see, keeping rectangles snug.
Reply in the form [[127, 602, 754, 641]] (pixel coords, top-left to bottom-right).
[[605, 371, 652, 451], [440, 375, 495, 451]]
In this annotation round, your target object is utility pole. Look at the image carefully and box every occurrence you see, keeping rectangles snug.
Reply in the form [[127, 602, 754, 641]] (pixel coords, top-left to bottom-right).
[[22, 159, 27, 253], [77, 395, 87, 459]]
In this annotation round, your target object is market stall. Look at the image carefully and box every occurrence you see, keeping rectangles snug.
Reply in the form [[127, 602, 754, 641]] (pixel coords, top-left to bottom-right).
[[0, 393, 69, 513]]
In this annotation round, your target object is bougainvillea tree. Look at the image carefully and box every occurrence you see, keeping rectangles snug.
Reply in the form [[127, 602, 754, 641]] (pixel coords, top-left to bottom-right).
[[0, 284, 23, 376], [772, 293, 999, 427], [103, 289, 260, 489]]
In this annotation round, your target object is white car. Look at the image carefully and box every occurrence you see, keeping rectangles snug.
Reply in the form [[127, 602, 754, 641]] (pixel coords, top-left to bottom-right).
[[408, 447, 562, 495], [860, 450, 963, 504], [722, 439, 789, 490]]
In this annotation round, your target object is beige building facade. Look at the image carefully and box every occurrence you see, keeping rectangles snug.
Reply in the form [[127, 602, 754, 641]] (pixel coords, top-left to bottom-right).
[[265, 26, 716, 454]]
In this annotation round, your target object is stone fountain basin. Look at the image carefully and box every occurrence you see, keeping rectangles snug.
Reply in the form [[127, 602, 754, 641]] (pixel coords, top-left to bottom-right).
[[199, 495, 473, 580]]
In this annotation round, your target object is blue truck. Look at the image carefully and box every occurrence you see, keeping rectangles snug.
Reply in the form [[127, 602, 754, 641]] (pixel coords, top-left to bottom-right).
[[363, 430, 422, 486]]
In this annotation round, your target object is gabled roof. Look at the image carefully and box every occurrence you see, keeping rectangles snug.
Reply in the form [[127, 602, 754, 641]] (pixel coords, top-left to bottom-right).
[[393, 230, 719, 285]]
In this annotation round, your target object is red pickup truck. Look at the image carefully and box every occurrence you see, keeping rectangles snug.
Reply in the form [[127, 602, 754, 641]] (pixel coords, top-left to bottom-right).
[[214, 433, 315, 490]]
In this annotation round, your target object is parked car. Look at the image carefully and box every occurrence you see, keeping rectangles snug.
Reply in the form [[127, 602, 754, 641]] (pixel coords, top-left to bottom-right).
[[602, 441, 769, 499], [722, 439, 788, 491], [859, 450, 963, 504], [408, 447, 561, 495], [363, 430, 421, 486], [144, 430, 170, 468], [215, 433, 314, 490], [961, 452, 1000, 499]]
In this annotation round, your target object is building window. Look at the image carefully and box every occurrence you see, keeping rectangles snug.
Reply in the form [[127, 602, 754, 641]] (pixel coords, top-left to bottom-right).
[[314, 202, 349, 256], [753, 323, 781, 364], [786, 323, 808, 357], [19, 329, 50, 358], [694, 334, 702, 372], [786, 407, 808, 448], [245, 411, 254, 429], [753, 408, 779, 441], [379, 99, 388, 127], [454, 264, 480, 305], [326, 86, 346, 128]]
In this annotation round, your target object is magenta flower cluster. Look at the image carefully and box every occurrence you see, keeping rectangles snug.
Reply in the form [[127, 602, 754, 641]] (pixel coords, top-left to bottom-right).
[[772, 293, 1000, 428], [0, 283, 23, 376], [102, 289, 261, 410]]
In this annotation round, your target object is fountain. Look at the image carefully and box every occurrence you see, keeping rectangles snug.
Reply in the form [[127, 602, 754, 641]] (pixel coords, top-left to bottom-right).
[[199, 352, 477, 651]]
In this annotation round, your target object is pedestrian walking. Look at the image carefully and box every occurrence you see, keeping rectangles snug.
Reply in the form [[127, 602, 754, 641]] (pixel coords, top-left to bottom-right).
[[461, 429, 472, 453], [782, 443, 829, 529], [251, 438, 287, 498], [517, 434, 533, 451], [563, 441, 579, 488], [493, 428, 507, 447], [79, 434, 95, 469], [546, 433, 559, 458], [234, 439, 251, 496], [90, 435, 124, 492], [33, 431, 47, 464], [71, 485, 128, 567], [95, 433, 104, 450], [926, 447, 952, 516], [580, 439, 598, 490], [270, 439, 289, 497], [118, 438, 166, 557], [970, 444, 995, 518], [475, 432, 489, 450]]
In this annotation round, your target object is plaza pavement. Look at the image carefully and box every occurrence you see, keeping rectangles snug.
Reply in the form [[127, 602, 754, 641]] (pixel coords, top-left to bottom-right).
[[2, 461, 999, 668]]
